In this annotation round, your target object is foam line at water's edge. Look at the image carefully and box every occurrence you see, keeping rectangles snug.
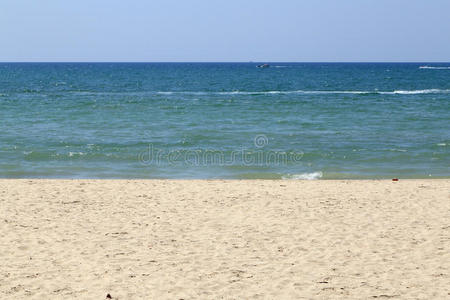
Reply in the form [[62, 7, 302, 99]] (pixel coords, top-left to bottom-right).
[[282, 172, 323, 180]]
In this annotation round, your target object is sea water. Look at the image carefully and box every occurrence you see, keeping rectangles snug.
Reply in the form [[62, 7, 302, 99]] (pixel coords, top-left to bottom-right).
[[0, 63, 448, 179]]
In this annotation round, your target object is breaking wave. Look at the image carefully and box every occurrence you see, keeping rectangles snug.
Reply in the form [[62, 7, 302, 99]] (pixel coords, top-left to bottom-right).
[[419, 66, 450, 70], [156, 89, 450, 96]]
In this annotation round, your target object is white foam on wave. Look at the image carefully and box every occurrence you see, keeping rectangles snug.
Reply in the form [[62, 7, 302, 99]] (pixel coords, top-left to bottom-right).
[[388, 148, 408, 152], [419, 66, 450, 70], [283, 171, 323, 180], [156, 89, 450, 96], [380, 89, 450, 95], [218, 90, 371, 95], [68, 152, 86, 157], [157, 91, 208, 95]]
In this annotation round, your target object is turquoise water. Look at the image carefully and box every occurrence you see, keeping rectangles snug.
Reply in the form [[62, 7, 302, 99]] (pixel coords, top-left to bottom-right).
[[0, 63, 449, 179]]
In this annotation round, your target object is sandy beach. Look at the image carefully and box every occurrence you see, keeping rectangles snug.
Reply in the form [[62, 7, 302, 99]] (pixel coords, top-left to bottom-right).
[[0, 179, 449, 299]]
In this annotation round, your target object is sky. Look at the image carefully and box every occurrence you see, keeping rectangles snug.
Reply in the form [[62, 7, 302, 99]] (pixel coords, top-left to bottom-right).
[[1, 0, 449, 62]]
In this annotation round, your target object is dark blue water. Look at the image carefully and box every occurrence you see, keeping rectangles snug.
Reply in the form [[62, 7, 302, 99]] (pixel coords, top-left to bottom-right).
[[0, 63, 448, 179]]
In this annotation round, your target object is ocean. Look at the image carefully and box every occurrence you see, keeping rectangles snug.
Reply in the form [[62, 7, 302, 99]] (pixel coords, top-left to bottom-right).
[[0, 62, 448, 179]]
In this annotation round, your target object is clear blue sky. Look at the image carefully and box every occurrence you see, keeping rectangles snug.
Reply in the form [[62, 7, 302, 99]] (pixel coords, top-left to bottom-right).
[[1, 0, 449, 62]]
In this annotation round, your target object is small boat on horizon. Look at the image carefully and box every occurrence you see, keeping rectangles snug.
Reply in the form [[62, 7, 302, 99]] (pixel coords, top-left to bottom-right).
[[257, 64, 270, 68]]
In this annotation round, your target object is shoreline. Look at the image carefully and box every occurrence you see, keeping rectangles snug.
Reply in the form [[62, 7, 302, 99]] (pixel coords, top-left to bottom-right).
[[1, 178, 450, 181], [1, 179, 449, 299]]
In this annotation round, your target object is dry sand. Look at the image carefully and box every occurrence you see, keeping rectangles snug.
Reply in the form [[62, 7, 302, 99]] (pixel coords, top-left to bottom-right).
[[0, 179, 449, 299]]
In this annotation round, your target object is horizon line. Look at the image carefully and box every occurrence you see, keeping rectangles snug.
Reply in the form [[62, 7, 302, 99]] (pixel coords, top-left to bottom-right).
[[1, 61, 450, 64]]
